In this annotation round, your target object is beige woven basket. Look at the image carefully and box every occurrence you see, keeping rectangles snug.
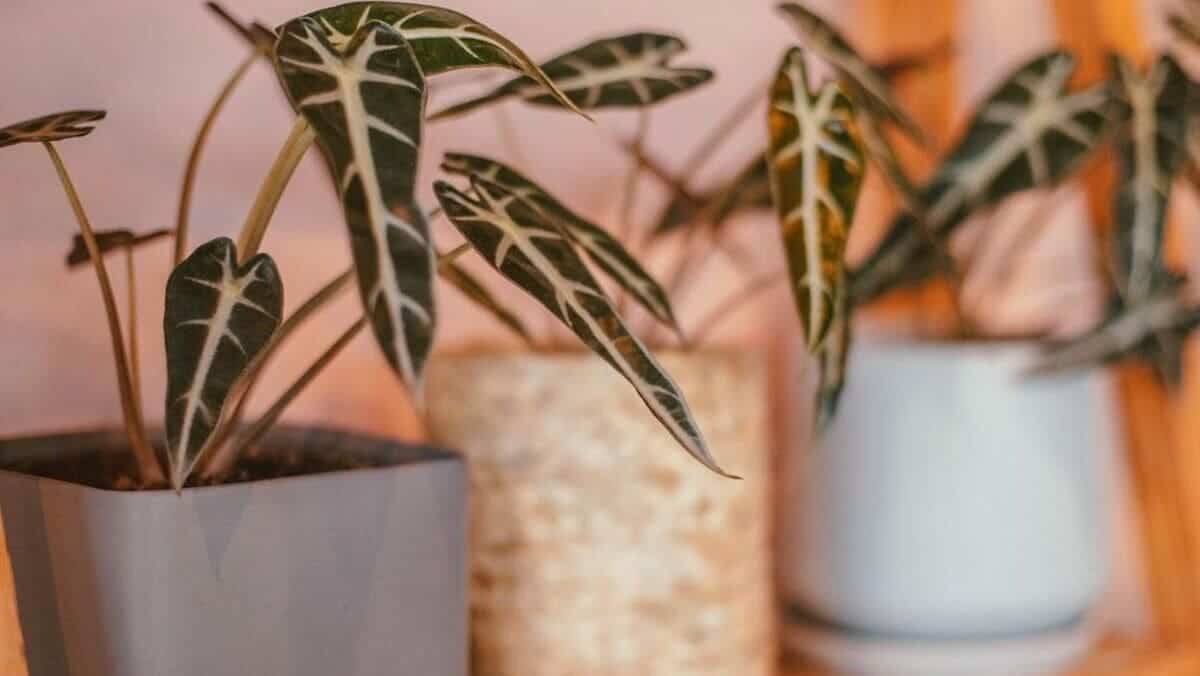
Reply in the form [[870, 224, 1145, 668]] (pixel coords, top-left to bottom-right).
[[427, 349, 775, 676]]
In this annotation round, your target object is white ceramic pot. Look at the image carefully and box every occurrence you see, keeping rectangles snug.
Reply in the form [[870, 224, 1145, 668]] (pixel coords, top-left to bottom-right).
[[776, 336, 1117, 672]]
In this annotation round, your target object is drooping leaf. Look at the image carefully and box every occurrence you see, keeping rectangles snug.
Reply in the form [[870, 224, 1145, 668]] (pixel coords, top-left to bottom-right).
[[438, 259, 531, 341], [297, 2, 585, 118], [431, 32, 713, 119], [65, 229, 172, 268], [767, 48, 865, 351], [275, 18, 436, 395], [0, 110, 106, 149], [1031, 275, 1199, 386], [164, 237, 283, 489], [442, 152, 683, 336], [852, 51, 1112, 303], [1109, 54, 1190, 303], [777, 2, 925, 145], [814, 271, 851, 432], [434, 176, 731, 477]]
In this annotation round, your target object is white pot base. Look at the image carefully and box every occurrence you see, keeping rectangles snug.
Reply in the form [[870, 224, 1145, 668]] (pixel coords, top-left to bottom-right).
[[782, 613, 1098, 676]]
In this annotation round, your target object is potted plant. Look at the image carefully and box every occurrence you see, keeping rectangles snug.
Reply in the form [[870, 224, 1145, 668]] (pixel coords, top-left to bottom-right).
[[0, 3, 740, 675], [414, 26, 780, 676], [623, 3, 1200, 674]]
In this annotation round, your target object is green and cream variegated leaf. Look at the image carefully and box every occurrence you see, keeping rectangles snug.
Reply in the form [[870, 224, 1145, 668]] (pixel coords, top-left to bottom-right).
[[297, 2, 585, 118], [1032, 276, 1200, 386], [431, 32, 713, 119], [1109, 54, 1190, 303], [852, 50, 1112, 303], [65, 228, 172, 268], [164, 237, 283, 489], [275, 18, 436, 395], [767, 49, 865, 351], [777, 2, 924, 145], [0, 110, 105, 149], [439, 259, 531, 341], [442, 152, 683, 336], [814, 272, 851, 432], [434, 176, 731, 477]]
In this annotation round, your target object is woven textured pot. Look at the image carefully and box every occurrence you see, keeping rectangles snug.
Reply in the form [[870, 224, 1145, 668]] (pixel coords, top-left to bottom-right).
[[0, 427, 467, 676], [427, 350, 775, 676]]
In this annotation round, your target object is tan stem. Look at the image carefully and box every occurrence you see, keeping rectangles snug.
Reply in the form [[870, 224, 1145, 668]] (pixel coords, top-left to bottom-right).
[[199, 267, 355, 478], [437, 242, 472, 270], [690, 269, 788, 346], [228, 318, 367, 463], [43, 143, 164, 486], [175, 50, 261, 264], [124, 246, 142, 411], [236, 117, 316, 262]]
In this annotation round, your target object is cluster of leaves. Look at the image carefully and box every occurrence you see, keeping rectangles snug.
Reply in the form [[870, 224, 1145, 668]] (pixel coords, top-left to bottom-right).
[[654, 2, 1200, 427], [5, 2, 722, 490]]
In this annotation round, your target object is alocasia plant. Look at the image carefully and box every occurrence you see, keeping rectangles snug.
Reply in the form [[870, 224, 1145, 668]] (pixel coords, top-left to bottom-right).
[[6, 1, 727, 490]]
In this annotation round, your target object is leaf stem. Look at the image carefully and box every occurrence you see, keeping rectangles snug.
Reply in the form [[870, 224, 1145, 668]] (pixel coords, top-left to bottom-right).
[[227, 318, 367, 464], [236, 116, 315, 262], [690, 268, 788, 346], [43, 143, 164, 486], [198, 267, 355, 478], [124, 246, 143, 410], [437, 241, 472, 269], [175, 50, 262, 264]]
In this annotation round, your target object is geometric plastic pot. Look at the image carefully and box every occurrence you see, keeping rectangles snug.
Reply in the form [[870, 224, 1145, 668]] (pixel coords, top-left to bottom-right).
[[0, 426, 466, 676], [776, 336, 1118, 674]]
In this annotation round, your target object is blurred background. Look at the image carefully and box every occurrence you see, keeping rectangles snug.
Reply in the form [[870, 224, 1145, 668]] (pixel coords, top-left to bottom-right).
[[3, 0, 1197, 666]]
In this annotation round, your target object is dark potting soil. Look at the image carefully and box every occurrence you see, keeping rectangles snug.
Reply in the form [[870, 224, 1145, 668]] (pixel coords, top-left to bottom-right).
[[3, 446, 385, 491]]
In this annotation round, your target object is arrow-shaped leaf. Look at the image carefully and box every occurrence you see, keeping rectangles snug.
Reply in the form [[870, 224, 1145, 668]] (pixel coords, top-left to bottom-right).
[[433, 176, 731, 477], [164, 237, 283, 489], [65, 229, 172, 268], [1032, 277, 1200, 384], [1109, 54, 1189, 303], [431, 32, 713, 119], [0, 110, 106, 149], [767, 48, 865, 351], [814, 272, 851, 432], [297, 2, 585, 118], [777, 2, 925, 145], [275, 18, 436, 395], [439, 259, 531, 341], [442, 153, 683, 336], [852, 51, 1112, 303]]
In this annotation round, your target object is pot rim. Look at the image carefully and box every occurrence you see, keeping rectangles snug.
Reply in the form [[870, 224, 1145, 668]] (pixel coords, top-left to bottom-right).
[[432, 342, 756, 361], [0, 425, 459, 496]]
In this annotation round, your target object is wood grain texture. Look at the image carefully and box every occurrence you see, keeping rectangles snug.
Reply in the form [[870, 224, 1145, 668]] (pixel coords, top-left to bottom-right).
[[0, 518, 27, 676], [1052, 0, 1200, 643]]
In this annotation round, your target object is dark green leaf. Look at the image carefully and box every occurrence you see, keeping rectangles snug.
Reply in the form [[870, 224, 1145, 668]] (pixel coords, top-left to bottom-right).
[[852, 51, 1112, 303], [777, 2, 925, 145], [434, 176, 731, 477], [442, 153, 683, 336], [1032, 274, 1200, 385], [275, 18, 436, 395], [164, 237, 283, 489], [767, 48, 865, 351], [297, 2, 586, 118], [814, 272, 851, 432], [652, 153, 771, 235], [65, 229, 172, 268], [431, 32, 713, 119], [0, 110, 105, 149], [1109, 54, 1190, 302]]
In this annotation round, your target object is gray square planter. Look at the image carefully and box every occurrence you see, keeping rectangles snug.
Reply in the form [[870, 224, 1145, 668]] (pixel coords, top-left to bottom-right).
[[0, 427, 467, 676]]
